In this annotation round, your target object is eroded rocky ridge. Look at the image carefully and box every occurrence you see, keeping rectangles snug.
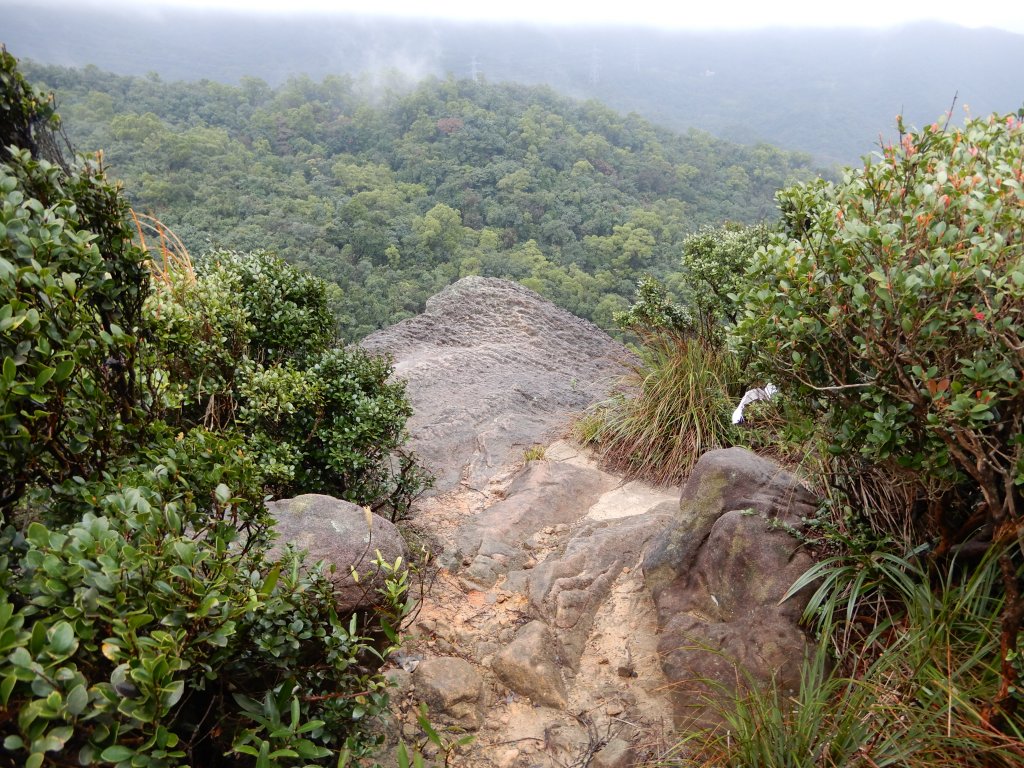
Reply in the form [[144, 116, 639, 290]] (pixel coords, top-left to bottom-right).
[[273, 278, 820, 766], [361, 276, 632, 491]]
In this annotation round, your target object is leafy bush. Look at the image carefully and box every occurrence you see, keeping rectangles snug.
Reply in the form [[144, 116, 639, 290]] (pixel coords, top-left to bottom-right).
[[1, 77, 149, 515], [0, 50, 420, 767], [147, 248, 430, 516], [730, 110, 1024, 737], [200, 249, 337, 366], [735, 112, 1024, 553], [0, 447, 407, 767], [675, 222, 771, 340], [611, 273, 692, 334]]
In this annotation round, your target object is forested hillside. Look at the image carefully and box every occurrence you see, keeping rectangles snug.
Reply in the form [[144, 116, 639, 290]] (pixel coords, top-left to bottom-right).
[[25, 62, 820, 339]]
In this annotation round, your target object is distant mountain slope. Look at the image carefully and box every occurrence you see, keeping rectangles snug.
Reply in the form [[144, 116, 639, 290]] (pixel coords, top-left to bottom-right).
[[20, 62, 818, 339], [5, 4, 1022, 164]]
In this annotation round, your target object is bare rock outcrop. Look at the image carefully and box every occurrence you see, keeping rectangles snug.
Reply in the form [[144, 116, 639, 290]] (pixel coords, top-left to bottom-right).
[[455, 460, 614, 589], [396, 442, 679, 767], [360, 281, 823, 765], [642, 448, 819, 727], [266, 494, 408, 613], [361, 277, 630, 491], [525, 507, 674, 667]]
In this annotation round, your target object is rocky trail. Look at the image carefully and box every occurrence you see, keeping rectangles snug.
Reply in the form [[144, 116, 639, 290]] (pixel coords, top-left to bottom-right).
[[339, 277, 819, 766], [388, 441, 679, 767]]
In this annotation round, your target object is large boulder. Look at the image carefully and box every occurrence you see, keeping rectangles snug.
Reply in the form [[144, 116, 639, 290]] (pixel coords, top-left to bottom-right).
[[642, 448, 819, 727], [266, 494, 409, 613], [361, 277, 630, 491]]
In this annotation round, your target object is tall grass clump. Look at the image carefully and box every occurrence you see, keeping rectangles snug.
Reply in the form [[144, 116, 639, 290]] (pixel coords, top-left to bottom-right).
[[577, 225, 769, 484], [580, 329, 741, 485], [652, 545, 1024, 768]]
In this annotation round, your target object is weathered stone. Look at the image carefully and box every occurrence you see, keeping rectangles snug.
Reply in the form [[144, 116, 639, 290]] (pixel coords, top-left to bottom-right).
[[457, 460, 613, 589], [384, 668, 413, 698], [642, 448, 819, 727], [361, 277, 631, 491], [526, 509, 674, 666], [592, 738, 632, 768], [644, 447, 817, 597], [265, 494, 408, 613], [412, 656, 485, 730], [587, 481, 677, 522], [492, 621, 568, 708]]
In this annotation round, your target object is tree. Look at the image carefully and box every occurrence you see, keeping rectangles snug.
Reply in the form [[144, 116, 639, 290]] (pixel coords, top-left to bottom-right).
[[677, 222, 771, 339]]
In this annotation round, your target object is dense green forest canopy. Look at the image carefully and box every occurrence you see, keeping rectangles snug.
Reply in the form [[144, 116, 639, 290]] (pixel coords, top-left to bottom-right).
[[7, 4, 1024, 164], [21, 61, 820, 339]]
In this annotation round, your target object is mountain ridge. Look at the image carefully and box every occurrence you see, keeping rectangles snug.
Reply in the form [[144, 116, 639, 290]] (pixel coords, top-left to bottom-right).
[[6, 5, 1022, 164]]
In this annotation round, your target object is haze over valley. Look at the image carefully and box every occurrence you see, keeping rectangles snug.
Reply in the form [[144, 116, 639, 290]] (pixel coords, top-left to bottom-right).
[[6, 3, 1024, 164]]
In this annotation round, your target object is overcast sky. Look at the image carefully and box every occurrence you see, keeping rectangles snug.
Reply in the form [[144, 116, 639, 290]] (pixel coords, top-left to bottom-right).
[[31, 0, 1024, 33]]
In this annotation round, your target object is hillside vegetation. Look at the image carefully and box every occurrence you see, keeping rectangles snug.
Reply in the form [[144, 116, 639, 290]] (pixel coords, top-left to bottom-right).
[[0, 51, 424, 767], [592, 112, 1024, 764], [23, 62, 819, 340]]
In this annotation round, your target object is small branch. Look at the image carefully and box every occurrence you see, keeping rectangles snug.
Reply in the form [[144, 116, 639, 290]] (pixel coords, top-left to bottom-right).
[[302, 688, 374, 703], [803, 381, 876, 392], [941, 92, 959, 131]]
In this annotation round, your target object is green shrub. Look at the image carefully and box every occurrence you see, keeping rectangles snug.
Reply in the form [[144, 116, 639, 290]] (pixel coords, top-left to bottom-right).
[[199, 249, 338, 367], [612, 273, 692, 334], [147, 248, 430, 516], [675, 222, 771, 340], [581, 224, 768, 484], [0, 50, 420, 767], [729, 110, 1024, 740], [734, 112, 1024, 552], [1, 52, 149, 515]]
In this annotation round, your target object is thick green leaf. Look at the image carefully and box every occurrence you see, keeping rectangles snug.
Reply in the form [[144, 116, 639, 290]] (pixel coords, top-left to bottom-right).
[[48, 621, 76, 657], [99, 745, 134, 762]]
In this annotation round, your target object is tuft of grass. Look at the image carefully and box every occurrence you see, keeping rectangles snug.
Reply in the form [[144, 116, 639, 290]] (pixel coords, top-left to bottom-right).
[[649, 544, 1024, 768], [131, 208, 195, 286], [522, 444, 546, 462], [575, 331, 741, 486]]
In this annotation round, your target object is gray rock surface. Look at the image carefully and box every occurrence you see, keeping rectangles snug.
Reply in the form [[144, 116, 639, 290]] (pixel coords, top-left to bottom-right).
[[361, 277, 630, 491], [266, 494, 408, 613], [592, 738, 633, 768], [526, 508, 674, 667], [412, 656, 485, 730], [641, 448, 819, 727], [492, 620, 569, 708], [456, 460, 613, 590]]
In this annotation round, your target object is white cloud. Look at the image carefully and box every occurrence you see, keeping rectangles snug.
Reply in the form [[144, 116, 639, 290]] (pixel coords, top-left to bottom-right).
[[31, 0, 1024, 33]]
